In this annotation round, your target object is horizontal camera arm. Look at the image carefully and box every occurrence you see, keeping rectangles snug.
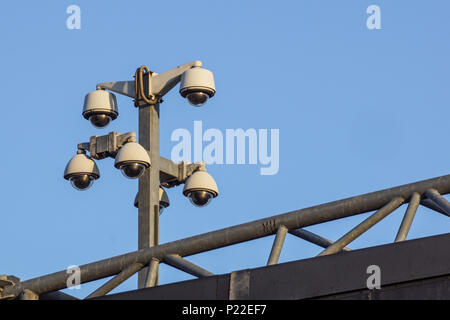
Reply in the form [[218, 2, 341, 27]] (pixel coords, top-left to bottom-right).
[[77, 132, 136, 160], [159, 157, 205, 188], [95, 61, 202, 101]]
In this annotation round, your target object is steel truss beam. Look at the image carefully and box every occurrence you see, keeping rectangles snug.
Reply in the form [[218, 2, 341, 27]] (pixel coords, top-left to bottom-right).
[[2, 175, 450, 298]]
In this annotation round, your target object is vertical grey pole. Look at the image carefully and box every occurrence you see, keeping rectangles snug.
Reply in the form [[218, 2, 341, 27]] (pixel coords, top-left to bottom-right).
[[395, 192, 420, 242], [144, 258, 160, 288], [267, 225, 288, 265], [138, 103, 160, 288]]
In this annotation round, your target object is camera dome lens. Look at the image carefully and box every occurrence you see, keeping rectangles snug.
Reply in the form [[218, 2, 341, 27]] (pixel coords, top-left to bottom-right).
[[188, 190, 213, 207], [89, 114, 111, 128], [186, 92, 209, 107], [69, 174, 94, 191], [120, 162, 146, 179]]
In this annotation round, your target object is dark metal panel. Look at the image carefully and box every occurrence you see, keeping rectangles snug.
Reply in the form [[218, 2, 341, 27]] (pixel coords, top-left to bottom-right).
[[247, 233, 450, 299], [317, 275, 450, 300], [93, 274, 230, 300], [39, 291, 80, 300], [229, 270, 251, 300]]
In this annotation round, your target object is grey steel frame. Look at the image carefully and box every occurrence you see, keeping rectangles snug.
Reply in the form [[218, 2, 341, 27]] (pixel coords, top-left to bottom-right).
[[2, 174, 450, 299]]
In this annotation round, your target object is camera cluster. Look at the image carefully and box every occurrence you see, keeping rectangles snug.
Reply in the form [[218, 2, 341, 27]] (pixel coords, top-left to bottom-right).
[[63, 62, 219, 209]]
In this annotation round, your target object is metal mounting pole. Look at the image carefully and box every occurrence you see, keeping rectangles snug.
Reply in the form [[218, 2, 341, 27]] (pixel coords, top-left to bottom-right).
[[138, 103, 160, 288]]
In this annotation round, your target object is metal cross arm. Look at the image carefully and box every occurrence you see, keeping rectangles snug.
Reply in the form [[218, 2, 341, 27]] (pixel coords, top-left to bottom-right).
[[96, 60, 204, 103], [159, 158, 207, 188], [77, 131, 137, 160], [74, 132, 205, 185]]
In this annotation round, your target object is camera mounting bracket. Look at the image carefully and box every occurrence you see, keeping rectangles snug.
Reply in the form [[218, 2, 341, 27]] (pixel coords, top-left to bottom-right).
[[95, 61, 202, 106], [77, 131, 137, 160], [159, 159, 205, 188]]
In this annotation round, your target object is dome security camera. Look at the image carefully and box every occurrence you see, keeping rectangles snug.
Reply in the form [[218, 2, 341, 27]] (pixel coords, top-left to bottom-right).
[[64, 152, 100, 191], [114, 142, 151, 179], [183, 169, 219, 207], [179, 67, 216, 107], [83, 90, 119, 128], [158, 187, 170, 213], [134, 187, 170, 214]]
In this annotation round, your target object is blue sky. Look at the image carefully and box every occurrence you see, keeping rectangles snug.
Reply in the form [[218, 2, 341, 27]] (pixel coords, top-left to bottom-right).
[[1, 0, 449, 299]]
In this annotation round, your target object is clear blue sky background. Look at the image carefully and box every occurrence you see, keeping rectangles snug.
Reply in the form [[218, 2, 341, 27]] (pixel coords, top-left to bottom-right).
[[1, 1, 449, 299]]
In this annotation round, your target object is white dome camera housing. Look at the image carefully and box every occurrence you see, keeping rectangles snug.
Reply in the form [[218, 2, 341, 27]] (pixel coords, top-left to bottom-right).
[[134, 187, 170, 214], [179, 67, 216, 107], [82, 89, 119, 128], [114, 142, 151, 179], [158, 187, 170, 213], [64, 152, 100, 191], [183, 170, 219, 207]]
